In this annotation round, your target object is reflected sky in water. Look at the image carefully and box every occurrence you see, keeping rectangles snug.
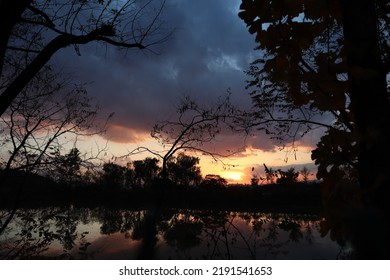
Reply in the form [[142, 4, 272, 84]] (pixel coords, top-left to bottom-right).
[[0, 207, 348, 259]]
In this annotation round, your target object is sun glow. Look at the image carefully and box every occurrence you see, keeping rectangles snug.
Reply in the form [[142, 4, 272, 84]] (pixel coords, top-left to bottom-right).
[[223, 171, 243, 182]]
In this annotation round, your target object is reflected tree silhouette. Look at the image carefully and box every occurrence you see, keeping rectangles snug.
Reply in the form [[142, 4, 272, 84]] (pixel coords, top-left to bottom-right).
[[137, 209, 159, 259], [239, 213, 321, 259], [0, 207, 96, 259], [161, 211, 203, 252], [130, 211, 147, 241], [0, 209, 53, 259], [53, 207, 79, 252], [1, 208, 345, 259], [99, 209, 123, 235], [121, 210, 143, 237]]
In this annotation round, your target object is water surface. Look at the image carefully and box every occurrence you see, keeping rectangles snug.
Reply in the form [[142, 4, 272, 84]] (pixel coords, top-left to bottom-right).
[[0, 207, 347, 259]]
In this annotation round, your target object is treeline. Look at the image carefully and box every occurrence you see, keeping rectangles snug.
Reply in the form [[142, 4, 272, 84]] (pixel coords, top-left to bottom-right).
[[39, 148, 315, 190], [250, 164, 313, 187], [1, 146, 315, 193], [0, 148, 322, 212], [97, 153, 202, 189], [1, 148, 212, 190]]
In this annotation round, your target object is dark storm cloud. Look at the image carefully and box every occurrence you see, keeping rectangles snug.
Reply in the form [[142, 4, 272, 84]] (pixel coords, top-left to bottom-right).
[[53, 0, 259, 145], [53, 0, 324, 153]]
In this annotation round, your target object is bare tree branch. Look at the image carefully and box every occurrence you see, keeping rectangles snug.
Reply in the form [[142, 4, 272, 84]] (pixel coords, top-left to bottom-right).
[[118, 94, 244, 184], [0, 0, 173, 116]]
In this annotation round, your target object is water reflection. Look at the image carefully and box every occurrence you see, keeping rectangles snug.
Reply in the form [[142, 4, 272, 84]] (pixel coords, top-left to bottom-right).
[[0, 207, 345, 259]]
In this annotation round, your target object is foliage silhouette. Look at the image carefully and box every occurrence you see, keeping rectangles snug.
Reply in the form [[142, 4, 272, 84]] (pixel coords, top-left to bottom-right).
[[125, 94, 242, 186], [0, 67, 100, 176], [276, 168, 299, 185], [239, 0, 390, 258], [300, 166, 311, 183], [55, 148, 82, 186], [200, 174, 228, 189], [166, 153, 202, 188], [101, 162, 127, 189], [133, 157, 160, 188]]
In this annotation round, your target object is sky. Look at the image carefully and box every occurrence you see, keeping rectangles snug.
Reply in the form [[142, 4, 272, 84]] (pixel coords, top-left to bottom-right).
[[52, 0, 321, 184]]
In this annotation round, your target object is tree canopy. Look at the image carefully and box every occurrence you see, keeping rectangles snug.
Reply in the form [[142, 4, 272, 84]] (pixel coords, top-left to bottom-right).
[[239, 0, 390, 258], [239, 0, 389, 193], [167, 153, 202, 187]]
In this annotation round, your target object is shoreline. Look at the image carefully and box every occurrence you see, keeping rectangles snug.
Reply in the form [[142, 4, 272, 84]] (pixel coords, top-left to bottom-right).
[[1, 183, 323, 214]]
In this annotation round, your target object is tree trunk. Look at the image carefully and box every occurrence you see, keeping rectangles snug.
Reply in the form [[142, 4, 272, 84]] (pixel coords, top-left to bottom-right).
[[0, 34, 92, 116], [341, 0, 390, 210], [161, 157, 168, 187], [0, 0, 32, 76], [340, 0, 390, 258]]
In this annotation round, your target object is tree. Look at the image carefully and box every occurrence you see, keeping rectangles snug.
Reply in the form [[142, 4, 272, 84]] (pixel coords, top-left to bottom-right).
[[127, 94, 240, 185], [55, 147, 82, 186], [200, 174, 227, 189], [0, 0, 172, 117], [0, 66, 100, 177], [276, 168, 299, 185], [300, 166, 311, 183], [263, 163, 276, 184], [124, 162, 136, 188], [239, 0, 390, 258], [101, 162, 126, 189], [167, 153, 202, 187], [250, 174, 260, 187], [133, 157, 160, 187]]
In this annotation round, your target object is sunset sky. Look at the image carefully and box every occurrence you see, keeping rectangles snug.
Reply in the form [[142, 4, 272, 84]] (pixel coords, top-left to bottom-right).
[[51, 0, 321, 184]]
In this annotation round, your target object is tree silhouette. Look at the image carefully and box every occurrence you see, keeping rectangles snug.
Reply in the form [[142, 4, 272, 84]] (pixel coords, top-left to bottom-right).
[[239, 0, 390, 258], [200, 174, 228, 189], [0, 0, 172, 116], [0, 67, 101, 177], [250, 174, 260, 187], [161, 212, 203, 252], [126, 94, 241, 185], [276, 168, 299, 185], [55, 148, 82, 186], [101, 162, 126, 189], [153, 95, 240, 184], [133, 157, 160, 188], [263, 164, 276, 184], [300, 166, 311, 183], [167, 153, 202, 187]]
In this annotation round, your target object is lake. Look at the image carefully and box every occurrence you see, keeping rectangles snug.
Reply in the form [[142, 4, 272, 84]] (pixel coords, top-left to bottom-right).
[[0, 207, 349, 259]]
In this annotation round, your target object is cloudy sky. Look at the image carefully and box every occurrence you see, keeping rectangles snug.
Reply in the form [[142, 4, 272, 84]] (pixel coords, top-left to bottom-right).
[[52, 0, 320, 183]]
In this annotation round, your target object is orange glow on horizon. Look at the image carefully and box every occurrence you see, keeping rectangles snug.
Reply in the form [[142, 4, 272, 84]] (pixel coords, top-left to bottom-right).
[[222, 171, 244, 183], [75, 134, 317, 185]]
